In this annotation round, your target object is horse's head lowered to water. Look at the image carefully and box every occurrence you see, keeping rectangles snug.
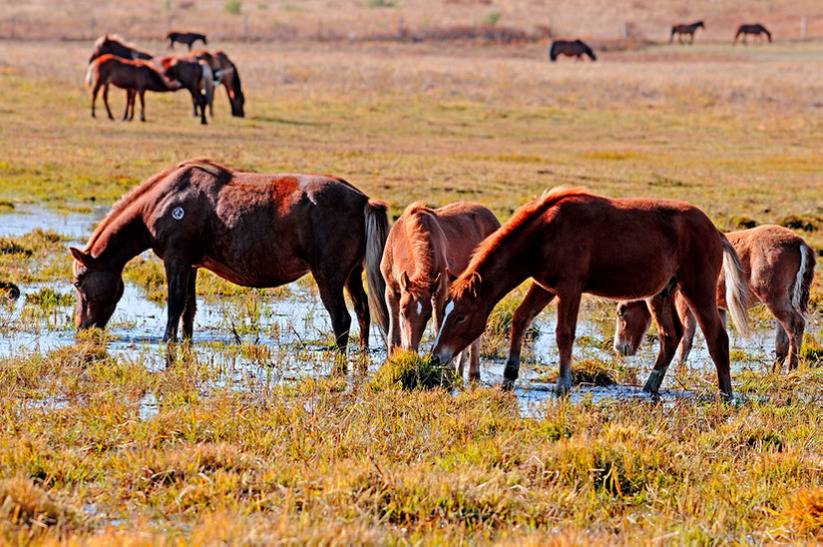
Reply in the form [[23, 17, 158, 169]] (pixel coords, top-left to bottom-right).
[[430, 271, 490, 365], [70, 247, 124, 330]]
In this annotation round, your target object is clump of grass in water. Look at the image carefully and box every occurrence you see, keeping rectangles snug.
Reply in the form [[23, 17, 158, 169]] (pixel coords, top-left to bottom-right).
[[800, 333, 823, 367], [0, 476, 86, 534], [372, 350, 461, 391], [537, 358, 616, 387]]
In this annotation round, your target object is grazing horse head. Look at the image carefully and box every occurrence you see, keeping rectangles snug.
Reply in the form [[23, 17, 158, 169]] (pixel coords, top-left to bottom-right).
[[431, 271, 489, 365], [613, 300, 652, 356], [70, 247, 124, 330], [397, 271, 442, 351]]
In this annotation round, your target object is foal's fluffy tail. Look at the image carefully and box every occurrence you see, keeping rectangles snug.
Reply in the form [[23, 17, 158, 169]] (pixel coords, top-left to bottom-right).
[[85, 63, 97, 89], [721, 233, 750, 338], [200, 62, 214, 117], [364, 199, 390, 338], [792, 241, 816, 318]]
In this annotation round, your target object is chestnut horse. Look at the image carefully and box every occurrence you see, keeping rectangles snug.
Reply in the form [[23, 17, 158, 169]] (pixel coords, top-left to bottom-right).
[[614, 225, 816, 370], [735, 24, 772, 43], [430, 187, 749, 398], [380, 201, 500, 380], [670, 21, 704, 44], [70, 159, 390, 350], [166, 30, 207, 50], [189, 50, 245, 117], [85, 54, 181, 122], [159, 56, 214, 124], [549, 40, 596, 61], [89, 34, 153, 63]]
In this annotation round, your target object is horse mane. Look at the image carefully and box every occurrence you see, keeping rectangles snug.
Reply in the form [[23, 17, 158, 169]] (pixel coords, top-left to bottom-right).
[[99, 33, 137, 50], [177, 157, 227, 177], [402, 202, 439, 288]]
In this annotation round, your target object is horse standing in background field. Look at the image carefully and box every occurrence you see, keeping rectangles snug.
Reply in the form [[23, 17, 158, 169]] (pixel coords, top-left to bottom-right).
[[614, 225, 816, 370], [549, 39, 596, 61], [166, 30, 208, 50], [189, 50, 245, 117], [735, 24, 772, 43], [89, 34, 153, 63], [86, 54, 181, 121], [430, 187, 749, 399], [159, 56, 214, 124], [380, 202, 500, 381], [670, 21, 705, 44], [70, 159, 389, 350]]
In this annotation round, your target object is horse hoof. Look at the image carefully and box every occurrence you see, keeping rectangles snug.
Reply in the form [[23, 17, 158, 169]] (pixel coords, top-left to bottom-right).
[[501, 379, 515, 391], [642, 370, 663, 395]]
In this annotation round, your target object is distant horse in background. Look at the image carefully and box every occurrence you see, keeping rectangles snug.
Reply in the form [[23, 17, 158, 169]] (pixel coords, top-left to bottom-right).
[[167, 30, 208, 50], [735, 24, 772, 43], [70, 159, 390, 350], [189, 50, 245, 117], [614, 225, 816, 370], [549, 39, 596, 61], [670, 21, 704, 44], [0, 281, 20, 299], [89, 34, 153, 63], [380, 201, 500, 381], [85, 54, 181, 121], [160, 56, 214, 124]]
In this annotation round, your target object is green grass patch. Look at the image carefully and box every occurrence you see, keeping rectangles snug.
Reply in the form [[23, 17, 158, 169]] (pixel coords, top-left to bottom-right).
[[372, 350, 461, 391]]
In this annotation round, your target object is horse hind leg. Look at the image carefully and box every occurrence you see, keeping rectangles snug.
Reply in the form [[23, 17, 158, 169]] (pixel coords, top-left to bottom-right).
[[316, 274, 353, 352], [138, 90, 146, 122], [770, 305, 805, 370], [642, 292, 684, 396], [344, 264, 370, 350], [181, 267, 198, 340], [681, 287, 733, 399], [101, 84, 114, 120]]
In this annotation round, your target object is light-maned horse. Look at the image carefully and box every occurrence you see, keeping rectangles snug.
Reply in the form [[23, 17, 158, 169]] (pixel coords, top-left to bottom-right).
[[549, 40, 596, 62], [89, 34, 153, 63], [85, 54, 181, 122], [166, 30, 207, 50], [430, 187, 749, 398], [380, 201, 500, 380], [670, 21, 704, 44], [614, 225, 816, 370], [70, 159, 390, 349], [189, 50, 245, 117], [735, 24, 772, 43], [160, 56, 214, 125]]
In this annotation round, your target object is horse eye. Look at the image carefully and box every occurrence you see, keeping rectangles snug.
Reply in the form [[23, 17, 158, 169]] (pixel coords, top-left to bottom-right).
[[73, 280, 81, 288], [455, 315, 467, 324]]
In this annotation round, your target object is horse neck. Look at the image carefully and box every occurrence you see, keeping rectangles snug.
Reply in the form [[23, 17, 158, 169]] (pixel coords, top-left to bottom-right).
[[87, 208, 151, 270], [404, 210, 446, 284]]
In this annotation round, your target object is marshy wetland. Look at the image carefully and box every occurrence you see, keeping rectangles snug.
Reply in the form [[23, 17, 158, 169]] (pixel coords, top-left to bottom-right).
[[1, 7, 822, 541]]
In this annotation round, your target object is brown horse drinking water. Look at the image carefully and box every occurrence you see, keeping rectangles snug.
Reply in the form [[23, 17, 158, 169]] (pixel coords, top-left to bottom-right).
[[430, 187, 749, 398], [614, 225, 816, 370], [380, 202, 500, 380], [549, 40, 596, 61], [670, 21, 705, 44], [189, 50, 245, 117], [735, 24, 772, 43], [70, 159, 390, 349], [89, 34, 153, 63]]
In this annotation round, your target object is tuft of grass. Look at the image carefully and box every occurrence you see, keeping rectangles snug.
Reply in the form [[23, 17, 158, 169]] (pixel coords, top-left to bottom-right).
[[372, 350, 460, 391], [223, 0, 242, 14], [482, 12, 501, 25], [800, 333, 823, 366], [778, 489, 823, 537], [0, 477, 86, 534]]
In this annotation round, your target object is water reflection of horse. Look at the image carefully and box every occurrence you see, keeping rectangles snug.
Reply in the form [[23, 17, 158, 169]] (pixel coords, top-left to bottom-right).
[[166, 30, 207, 50], [89, 34, 153, 63], [735, 24, 772, 43], [670, 21, 704, 44], [189, 50, 245, 117], [70, 159, 389, 350], [614, 225, 815, 370], [380, 201, 500, 381], [549, 40, 596, 61], [430, 187, 749, 399], [85, 54, 182, 121]]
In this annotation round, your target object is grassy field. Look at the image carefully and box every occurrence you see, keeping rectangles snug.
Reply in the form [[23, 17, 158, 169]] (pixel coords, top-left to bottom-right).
[[0, 19, 822, 543]]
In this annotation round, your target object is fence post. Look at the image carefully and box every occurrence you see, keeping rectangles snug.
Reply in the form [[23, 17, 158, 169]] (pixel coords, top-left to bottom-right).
[[90, 17, 95, 39], [168, 15, 174, 32], [10, 16, 15, 39], [397, 16, 403, 41], [801, 16, 807, 40], [243, 14, 249, 41], [621, 21, 628, 39]]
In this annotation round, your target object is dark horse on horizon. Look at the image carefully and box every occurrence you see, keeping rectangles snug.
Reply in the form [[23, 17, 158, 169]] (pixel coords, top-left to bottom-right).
[[70, 159, 390, 350], [549, 40, 596, 61], [167, 30, 208, 50], [670, 21, 704, 44], [735, 23, 772, 43]]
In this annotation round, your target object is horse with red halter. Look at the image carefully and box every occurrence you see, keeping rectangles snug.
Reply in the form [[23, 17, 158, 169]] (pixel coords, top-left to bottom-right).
[[735, 24, 772, 43], [380, 202, 500, 380], [70, 159, 390, 349], [86, 54, 181, 122], [189, 50, 245, 117], [549, 40, 596, 62], [166, 30, 207, 51], [430, 187, 749, 398], [159, 56, 214, 125], [614, 225, 815, 370], [670, 21, 705, 44], [89, 34, 153, 63]]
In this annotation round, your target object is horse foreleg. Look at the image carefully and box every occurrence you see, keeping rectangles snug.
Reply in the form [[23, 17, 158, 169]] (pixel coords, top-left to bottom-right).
[[181, 267, 198, 340], [385, 287, 401, 354], [642, 293, 683, 396], [682, 288, 733, 399], [344, 265, 370, 350], [554, 289, 581, 396], [138, 89, 146, 122], [122, 89, 133, 121], [101, 84, 114, 120], [468, 336, 482, 382], [163, 261, 194, 343], [503, 283, 554, 390], [675, 294, 696, 365]]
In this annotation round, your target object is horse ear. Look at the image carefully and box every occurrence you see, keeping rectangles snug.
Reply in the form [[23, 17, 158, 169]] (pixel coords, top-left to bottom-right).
[[70, 247, 91, 266], [430, 272, 442, 296], [400, 271, 410, 291], [468, 272, 482, 298], [445, 267, 457, 284]]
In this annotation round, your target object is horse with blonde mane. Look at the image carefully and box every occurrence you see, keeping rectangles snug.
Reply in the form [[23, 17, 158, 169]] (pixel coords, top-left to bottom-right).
[[70, 159, 389, 349], [89, 34, 153, 63], [430, 187, 749, 399], [380, 201, 500, 380]]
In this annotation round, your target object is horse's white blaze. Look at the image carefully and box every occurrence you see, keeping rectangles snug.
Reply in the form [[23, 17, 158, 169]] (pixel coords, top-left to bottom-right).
[[432, 299, 455, 350]]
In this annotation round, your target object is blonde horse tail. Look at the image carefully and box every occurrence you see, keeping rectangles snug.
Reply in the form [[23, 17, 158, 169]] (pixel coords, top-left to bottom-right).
[[721, 234, 750, 339], [792, 242, 816, 318], [364, 199, 390, 339], [200, 62, 214, 117], [85, 63, 97, 89]]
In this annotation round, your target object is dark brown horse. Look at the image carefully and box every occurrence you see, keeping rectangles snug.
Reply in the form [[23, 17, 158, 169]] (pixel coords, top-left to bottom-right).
[[85, 54, 181, 122], [189, 50, 245, 117], [670, 21, 705, 44], [166, 30, 207, 50], [0, 281, 20, 299], [614, 225, 816, 370], [89, 34, 153, 63], [160, 56, 214, 125], [735, 24, 772, 43], [380, 201, 500, 380], [430, 187, 749, 398], [70, 159, 389, 350], [549, 40, 596, 62]]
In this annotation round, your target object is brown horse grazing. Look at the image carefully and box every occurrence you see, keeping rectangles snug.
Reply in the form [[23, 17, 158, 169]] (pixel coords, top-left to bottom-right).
[[189, 50, 245, 117], [160, 56, 214, 125], [85, 54, 182, 122], [549, 40, 596, 62], [0, 281, 20, 299], [670, 21, 705, 44], [89, 34, 153, 63], [380, 202, 500, 380], [70, 159, 390, 349], [735, 24, 772, 43], [166, 30, 207, 50], [614, 225, 816, 370], [430, 187, 749, 398]]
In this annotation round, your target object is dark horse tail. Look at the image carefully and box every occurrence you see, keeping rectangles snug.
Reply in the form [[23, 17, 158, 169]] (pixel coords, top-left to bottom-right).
[[364, 199, 390, 338]]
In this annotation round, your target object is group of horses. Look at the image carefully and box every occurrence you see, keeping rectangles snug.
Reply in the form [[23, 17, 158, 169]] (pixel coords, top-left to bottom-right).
[[670, 21, 772, 44], [68, 159, 817, 401], [85, 33, 244, 125]]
